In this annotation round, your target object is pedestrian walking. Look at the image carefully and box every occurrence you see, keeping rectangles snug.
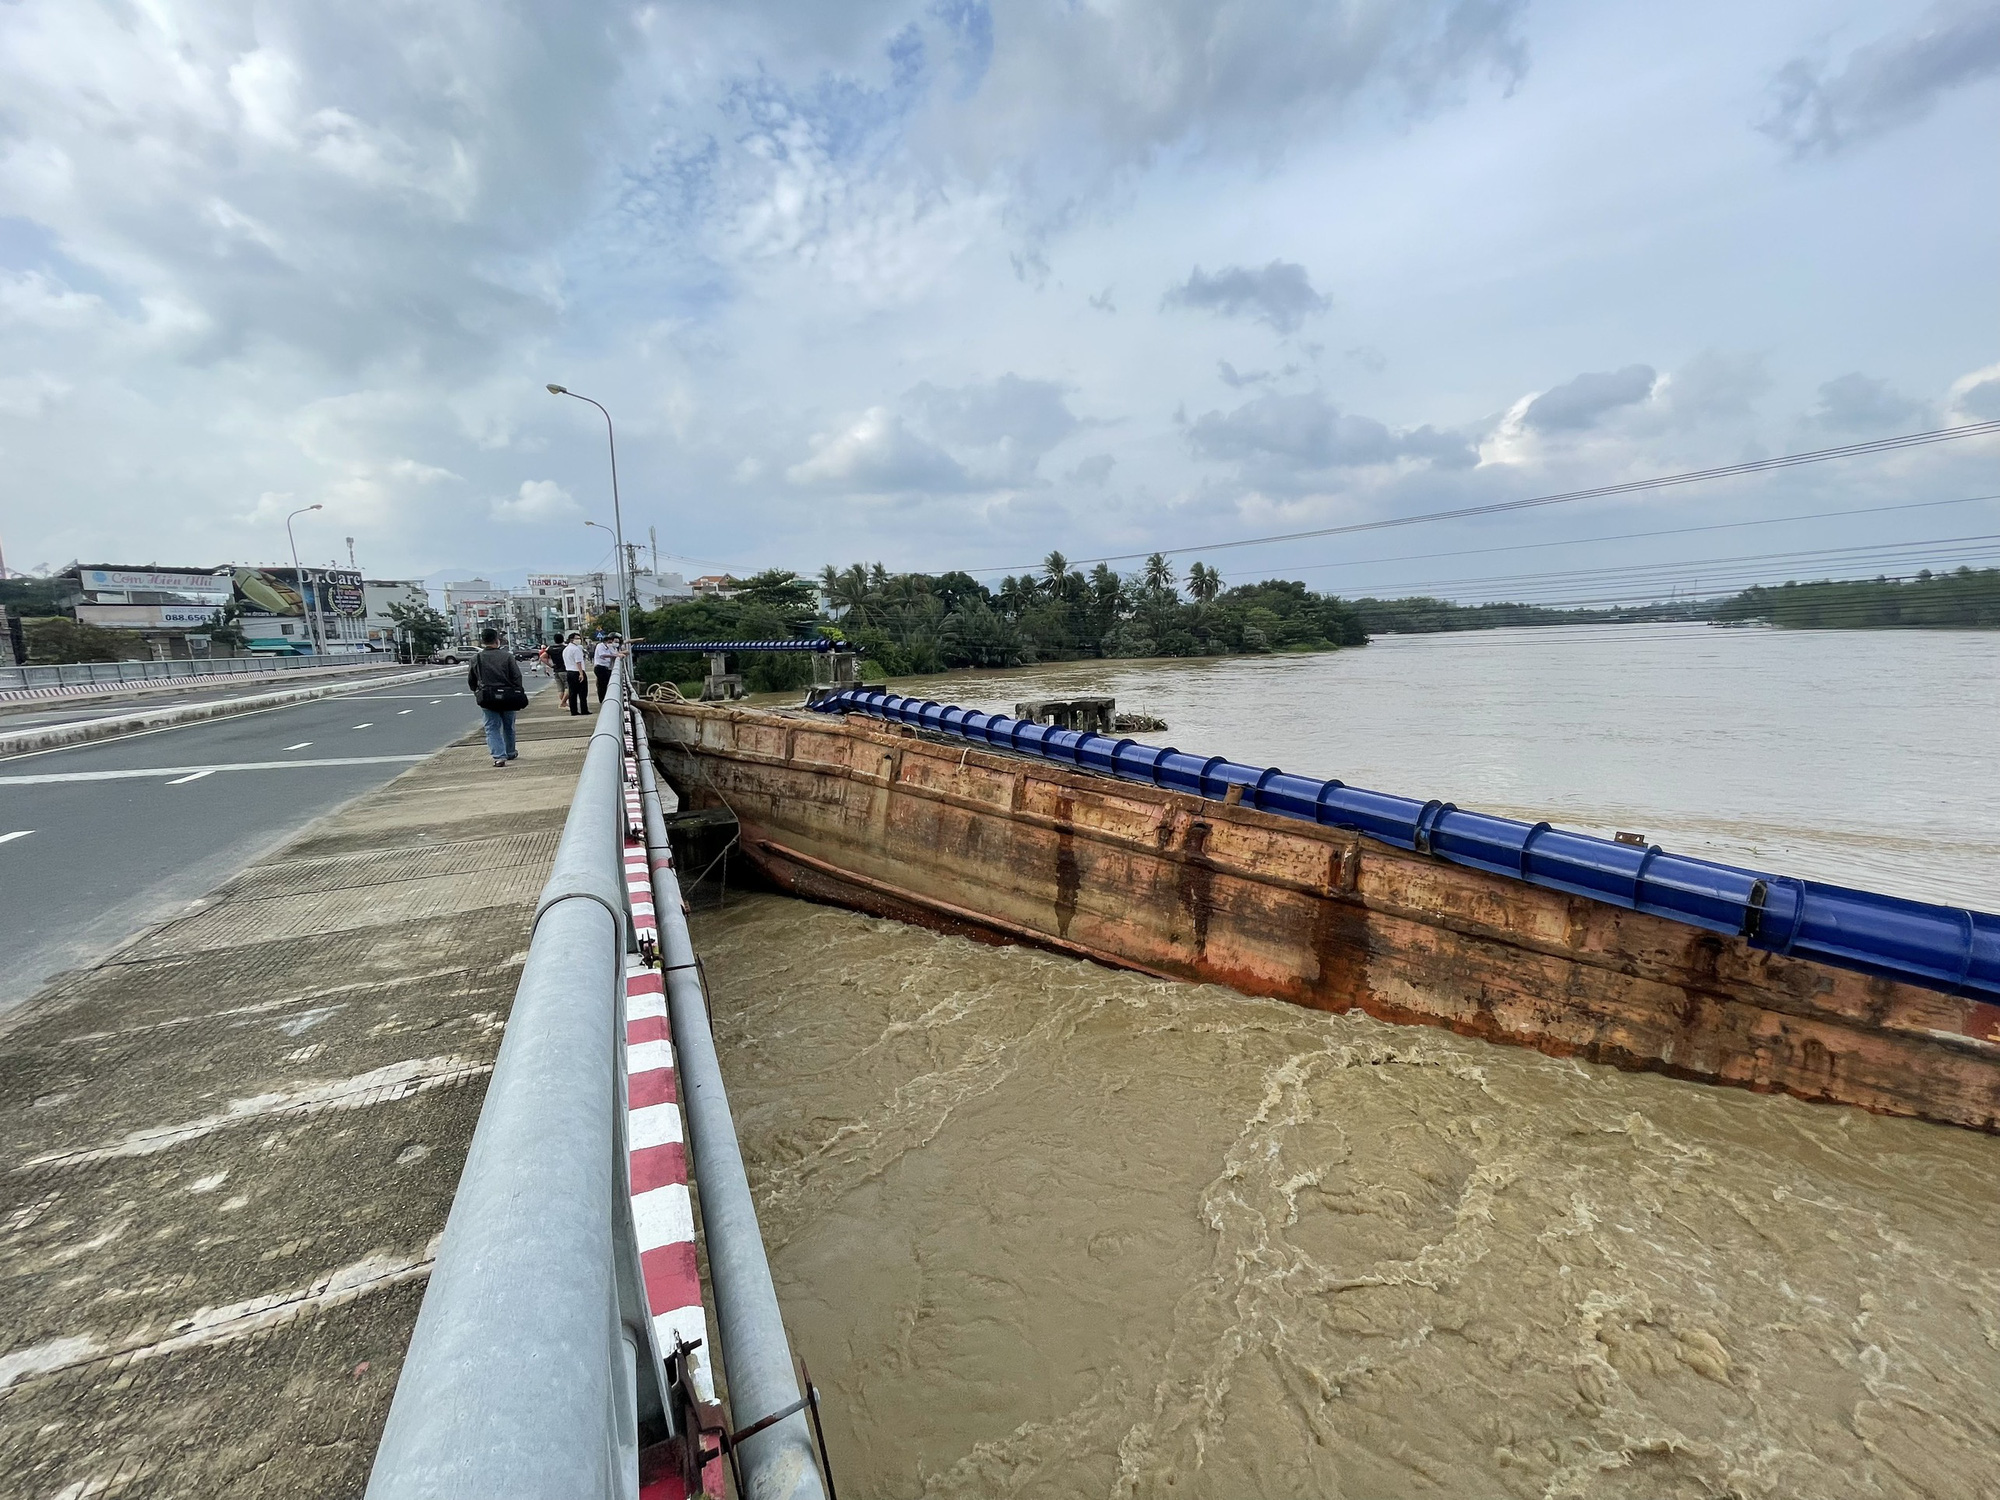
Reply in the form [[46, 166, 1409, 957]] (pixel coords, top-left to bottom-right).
[[467, 627, 528, 767], [562, 632, 589, 715], [592, 632, 619, 707]]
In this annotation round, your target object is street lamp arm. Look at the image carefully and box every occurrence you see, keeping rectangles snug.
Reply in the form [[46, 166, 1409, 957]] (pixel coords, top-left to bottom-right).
[[546, 384, 630, 642]]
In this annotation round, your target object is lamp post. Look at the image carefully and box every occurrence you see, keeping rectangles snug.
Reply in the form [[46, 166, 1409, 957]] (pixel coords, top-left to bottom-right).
[[285, 504, 325, 656], [546, 385, 630, 644], [584, 519, 624, 637]]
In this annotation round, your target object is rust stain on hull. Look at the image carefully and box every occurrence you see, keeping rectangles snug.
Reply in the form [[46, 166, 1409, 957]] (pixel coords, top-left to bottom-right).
[[643, 701, 2000, 1132]]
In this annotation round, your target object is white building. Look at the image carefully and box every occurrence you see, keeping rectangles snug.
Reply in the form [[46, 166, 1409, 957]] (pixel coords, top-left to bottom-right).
[[362, 580, 432, 652]]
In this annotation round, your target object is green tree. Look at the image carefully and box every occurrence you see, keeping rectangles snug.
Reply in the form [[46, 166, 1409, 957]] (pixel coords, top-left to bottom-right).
[[25, 617, 128, 664], [1186, 561, 1221, 604], [386, 600, 451, 659], [1142, 552, 1177, 595]]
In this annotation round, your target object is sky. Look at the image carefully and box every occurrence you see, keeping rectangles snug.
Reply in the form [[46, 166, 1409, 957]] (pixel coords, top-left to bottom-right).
[[0, 0, 1996, 600]]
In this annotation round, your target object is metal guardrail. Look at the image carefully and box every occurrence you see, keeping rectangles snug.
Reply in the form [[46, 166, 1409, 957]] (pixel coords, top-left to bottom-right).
[[630, 707, 831, 1500], [630, 640, 836, 653], [368, 664, 827, 1500], [367, 665, 670, 1499], [0, 653, 391, 692], [813, 687, 2000, 1003]]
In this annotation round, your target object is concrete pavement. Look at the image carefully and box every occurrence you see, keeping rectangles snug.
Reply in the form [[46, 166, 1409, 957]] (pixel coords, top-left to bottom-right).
[[0, 686, 594, 1498], [0, 681, 501, 1005]]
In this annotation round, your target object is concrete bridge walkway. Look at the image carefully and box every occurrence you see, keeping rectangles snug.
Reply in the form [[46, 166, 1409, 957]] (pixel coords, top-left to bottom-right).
[[0, 686, 592, 1497]]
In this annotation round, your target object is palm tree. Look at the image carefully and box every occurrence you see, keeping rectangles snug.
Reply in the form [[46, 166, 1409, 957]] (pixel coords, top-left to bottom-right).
[[1042, 550, 1070, 596], [1142, 552, 1177, 595], [1187, 561, 1221, 604]]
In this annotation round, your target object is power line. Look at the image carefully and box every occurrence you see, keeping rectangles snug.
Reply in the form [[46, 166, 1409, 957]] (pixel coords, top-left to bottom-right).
[[1231, 492, 2000, 581], [1341, 531, 2000, 600], [969, 419, 2000, 574]]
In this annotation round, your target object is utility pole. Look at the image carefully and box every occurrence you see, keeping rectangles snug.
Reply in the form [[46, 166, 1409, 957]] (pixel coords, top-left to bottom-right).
[[650, 526, 658, 575], [346, 536, 357, 569]]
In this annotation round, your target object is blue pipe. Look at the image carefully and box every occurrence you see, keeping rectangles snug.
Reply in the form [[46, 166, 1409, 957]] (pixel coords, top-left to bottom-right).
[[810, 687, 2000, 1003]]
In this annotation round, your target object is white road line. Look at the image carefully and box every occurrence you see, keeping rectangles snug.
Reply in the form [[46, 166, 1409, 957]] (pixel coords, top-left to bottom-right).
[[397, 709, 412, 715], [164, 769, 215, 785], [284, 742, 313, 751], [0, 755, 427, 786], [428, 700, 441, 704], [0, 830, 32, 844], [353, 723, 373, 729]]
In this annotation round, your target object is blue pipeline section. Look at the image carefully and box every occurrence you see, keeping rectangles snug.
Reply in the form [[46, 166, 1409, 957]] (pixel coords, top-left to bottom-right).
[[632, 639, 836, 653], [810, 687, 2000, 1003]]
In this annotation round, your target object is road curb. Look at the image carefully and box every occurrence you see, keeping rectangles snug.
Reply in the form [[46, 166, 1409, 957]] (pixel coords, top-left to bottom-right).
[[0, 667, 462, 760]]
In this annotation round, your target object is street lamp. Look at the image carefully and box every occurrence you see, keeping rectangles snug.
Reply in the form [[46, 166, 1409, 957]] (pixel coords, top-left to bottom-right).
[[546, 384, 631, 643], [285, 504, 325, 656], [584, 519, 623, 635]]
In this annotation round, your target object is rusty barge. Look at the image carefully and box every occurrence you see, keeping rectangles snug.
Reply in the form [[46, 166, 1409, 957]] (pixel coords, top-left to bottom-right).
[[640, 690, 2000, 1133]]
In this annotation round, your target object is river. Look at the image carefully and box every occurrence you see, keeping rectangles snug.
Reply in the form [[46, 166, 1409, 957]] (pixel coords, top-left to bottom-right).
[[700, 625, 2000, 1498]]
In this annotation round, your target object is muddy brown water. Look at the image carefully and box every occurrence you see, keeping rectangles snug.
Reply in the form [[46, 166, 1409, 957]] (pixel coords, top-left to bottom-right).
[[692, 896, 2000, 1499], [707, 630, 2000, 1496]]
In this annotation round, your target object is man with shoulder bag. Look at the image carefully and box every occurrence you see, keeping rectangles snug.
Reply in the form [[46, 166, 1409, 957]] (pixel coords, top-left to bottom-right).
[[467, 627, 529, 767]]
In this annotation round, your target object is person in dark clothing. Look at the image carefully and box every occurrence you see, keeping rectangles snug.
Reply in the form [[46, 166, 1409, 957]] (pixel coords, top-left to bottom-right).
[[467, 627, 526, 767]]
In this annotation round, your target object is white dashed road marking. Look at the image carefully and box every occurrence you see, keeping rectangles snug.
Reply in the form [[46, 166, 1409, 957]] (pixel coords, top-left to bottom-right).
[[0, 756, 428, 786], [165, 770, 214, 785], [0, 830, 32, 845], [352, 723, 373, 729], [283, 742, 312, 751], [397, 709, 412, 715]]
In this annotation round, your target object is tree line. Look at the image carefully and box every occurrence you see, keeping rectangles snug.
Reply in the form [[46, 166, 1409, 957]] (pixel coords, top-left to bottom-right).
[[622, 552, 1367, 692], [1710, 567, 2000, 630]]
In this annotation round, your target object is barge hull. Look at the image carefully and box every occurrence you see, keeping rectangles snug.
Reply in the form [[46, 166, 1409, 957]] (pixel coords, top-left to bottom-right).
[[645, 701, 2000, 1132]]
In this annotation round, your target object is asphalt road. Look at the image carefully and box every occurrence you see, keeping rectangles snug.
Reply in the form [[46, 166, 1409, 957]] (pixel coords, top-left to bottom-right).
[[0, 679, 527, 1008], [0, 663, 429, 732]]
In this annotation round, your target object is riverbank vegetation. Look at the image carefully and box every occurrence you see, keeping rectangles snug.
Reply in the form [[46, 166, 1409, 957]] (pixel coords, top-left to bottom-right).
[[1712, 567, 2000, 629], [621, 553, 1367, 688]]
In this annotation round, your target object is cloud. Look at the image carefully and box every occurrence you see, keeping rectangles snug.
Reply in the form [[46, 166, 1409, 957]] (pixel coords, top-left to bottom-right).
[[491, 479, 579, 524], [1163, 261, 1330, 334], [1065, 454, 1115, 486], [1761, 2, 2000, 156], [1187, 390, 1476, 480], [786, 407, 970, 492], [1948, 363, 2000, 421], [1809, 372, 1925, 431], [1521, 364, 1657, 432]]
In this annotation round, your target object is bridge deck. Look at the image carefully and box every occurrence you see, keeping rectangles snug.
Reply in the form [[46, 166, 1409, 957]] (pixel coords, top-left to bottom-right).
[[0, 688, 591, 1497]]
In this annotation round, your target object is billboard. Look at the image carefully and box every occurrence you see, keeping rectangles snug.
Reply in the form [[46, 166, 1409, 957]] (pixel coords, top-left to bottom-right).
[[319, 569, 365, 617], [80, 568, 232, 602], [232, 567, 307, 617]]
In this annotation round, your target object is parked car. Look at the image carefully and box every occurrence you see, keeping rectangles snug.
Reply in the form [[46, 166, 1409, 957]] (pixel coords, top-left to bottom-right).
[[428, 649, 463, 665]]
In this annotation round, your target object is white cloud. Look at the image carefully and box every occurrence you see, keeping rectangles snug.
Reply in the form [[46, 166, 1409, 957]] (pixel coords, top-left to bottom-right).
[[492, 478, 579, 524], [786, 408, 969, 492]]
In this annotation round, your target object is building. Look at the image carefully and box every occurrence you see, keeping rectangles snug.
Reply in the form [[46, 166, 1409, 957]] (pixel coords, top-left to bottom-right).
[[60, 564, 303, 658], [690, 574, 737, 598], [361, 580, 432, 653], [630, 570, 693, 609], [441, 578, 511, 645], [520, 573, 608, 643]]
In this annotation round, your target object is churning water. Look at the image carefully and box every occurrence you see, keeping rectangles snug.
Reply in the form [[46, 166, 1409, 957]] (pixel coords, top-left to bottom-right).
[[709, 625, 2000, 1498]]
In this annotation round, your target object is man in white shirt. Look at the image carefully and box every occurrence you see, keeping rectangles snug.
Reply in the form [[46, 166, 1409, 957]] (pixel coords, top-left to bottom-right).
[[560, 633, 589, 715], [591, 633, 621, 707]]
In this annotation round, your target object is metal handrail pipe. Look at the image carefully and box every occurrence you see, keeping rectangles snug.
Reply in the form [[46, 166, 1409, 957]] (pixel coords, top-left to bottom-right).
[[368, 665, 663, 1500], [631, 704, 828, 1500]]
